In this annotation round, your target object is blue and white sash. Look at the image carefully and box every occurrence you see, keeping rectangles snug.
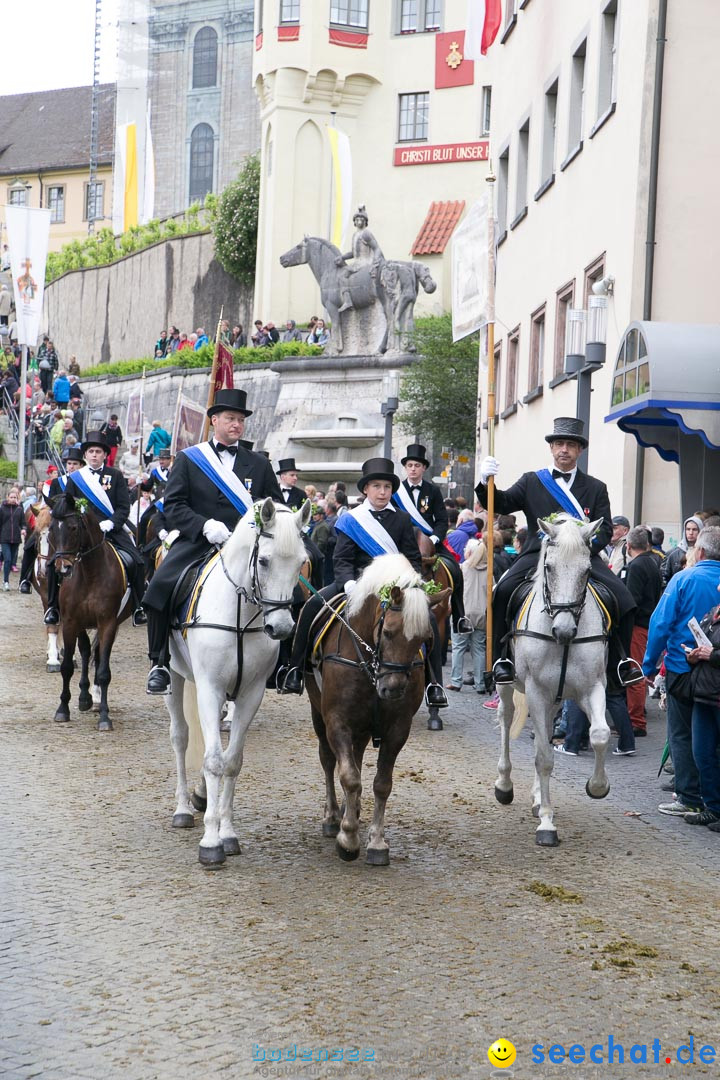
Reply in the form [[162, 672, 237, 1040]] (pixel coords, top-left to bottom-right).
[[155, 497, 164, 512], [150, 465, 169, 485], [57, 475, 67, 492], [334, 503, 399, 558], [536, 469, 586, 520], [71, 465, 115, 519], [392, 483, 434, 535], [184, 442, 253, 518]]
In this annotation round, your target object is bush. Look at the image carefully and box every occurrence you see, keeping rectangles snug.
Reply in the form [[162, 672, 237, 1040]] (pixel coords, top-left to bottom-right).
[[210, 154, 260, 285], [0, 459, 19, 480], [79, 341, 324, 379]]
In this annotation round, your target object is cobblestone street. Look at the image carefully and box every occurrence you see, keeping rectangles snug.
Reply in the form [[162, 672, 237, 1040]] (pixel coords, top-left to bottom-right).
[[2, 590, 720, 1080]]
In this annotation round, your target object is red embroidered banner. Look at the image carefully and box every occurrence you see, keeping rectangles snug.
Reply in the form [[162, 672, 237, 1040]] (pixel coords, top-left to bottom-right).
[[255, 31, 263, 50], [278, 25, 300, 41], [435, 31, 474, 89], [328, 28, 368, 48]]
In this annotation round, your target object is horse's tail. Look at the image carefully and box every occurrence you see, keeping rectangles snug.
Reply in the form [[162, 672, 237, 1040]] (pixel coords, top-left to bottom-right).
[[184, 683, 205, 773], [509, 690, 528, 739], [412, 261, 437, 294]]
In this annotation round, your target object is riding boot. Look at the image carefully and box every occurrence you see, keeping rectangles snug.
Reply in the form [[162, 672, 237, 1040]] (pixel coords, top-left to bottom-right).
[[425, 611, 449, 708], [146, 608, 171, 694], [338, 288, 353, 314], [19, 537, 36, 592], [278, 592, 326, 695], [609, 612, 644, 689], [43, 564, 60, 624]]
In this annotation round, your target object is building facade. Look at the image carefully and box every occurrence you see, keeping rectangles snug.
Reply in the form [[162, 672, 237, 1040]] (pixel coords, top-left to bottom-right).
[[0, 85, 115, 253], [479, 0, 720, 539], [252, 0, 492, 326]]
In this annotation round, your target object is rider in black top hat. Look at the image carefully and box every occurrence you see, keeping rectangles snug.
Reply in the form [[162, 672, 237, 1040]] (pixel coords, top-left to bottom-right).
[[142, 388, 282, 694], [398, 443, 473, 635], [19, 447, 85, 592], [279, 457, 449, 708], [476, 416, 641, 688]]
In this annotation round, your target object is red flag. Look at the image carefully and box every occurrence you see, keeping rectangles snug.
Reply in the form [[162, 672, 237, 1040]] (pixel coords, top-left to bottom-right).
[[466, 0, 502, 60], [213, 340, 234, 393]]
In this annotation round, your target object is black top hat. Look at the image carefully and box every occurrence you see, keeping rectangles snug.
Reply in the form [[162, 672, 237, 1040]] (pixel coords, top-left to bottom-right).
[[257, 450, 270, 459], [65, 447, 85, 463], [81, 430, 110, 453], [357, 457, 400, 494], [401, 443, 430, 468], [544, 417, 588, 448], [158, 448, 172, 459], [207, 388, 253, 418], [276, 457, 298, 474]]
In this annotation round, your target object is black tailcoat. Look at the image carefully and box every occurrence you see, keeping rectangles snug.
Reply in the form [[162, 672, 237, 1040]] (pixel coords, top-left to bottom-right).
[[144, 443, 282, 611], [64, 466, 140, 563], [333, 506, 422, 590], [280, 485, 307, 511], [401, 478, 449, 541]]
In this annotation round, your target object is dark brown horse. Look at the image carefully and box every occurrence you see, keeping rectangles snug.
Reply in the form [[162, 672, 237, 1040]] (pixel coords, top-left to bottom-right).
[[49, 493, 131, 731], [415, 529, 453, 730], [307, 553, 450, 865]]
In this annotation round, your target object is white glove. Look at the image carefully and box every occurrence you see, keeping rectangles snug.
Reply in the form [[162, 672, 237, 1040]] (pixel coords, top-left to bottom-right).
[[344, 579, 357, 595], [99, 519, 114, 534], [430, 534, 440, 545], [479, 456, 500, 484], [203, 519, 231, 545], [158, 529, 168, 541]]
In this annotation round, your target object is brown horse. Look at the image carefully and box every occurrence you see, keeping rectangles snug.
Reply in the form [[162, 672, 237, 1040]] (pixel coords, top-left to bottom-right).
[[29, 505, 63, 673], [415, 529, 453, 730], [49, 493, 131, 731], [307, 553, 450, 866]]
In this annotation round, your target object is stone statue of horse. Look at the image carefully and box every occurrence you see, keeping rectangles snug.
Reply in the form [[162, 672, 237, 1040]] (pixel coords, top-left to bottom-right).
[[279, 236, 435, 355], [494, 514, 611, 846]]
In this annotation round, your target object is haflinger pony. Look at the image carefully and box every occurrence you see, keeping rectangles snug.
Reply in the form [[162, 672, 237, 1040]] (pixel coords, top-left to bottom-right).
[[31, 505, 62, 672], [308, 553, 447, 866], [49, 494, 132, 731], [494, 513, 610, 846], [166, 498, 310, 868], [415, 528, 453, 731]]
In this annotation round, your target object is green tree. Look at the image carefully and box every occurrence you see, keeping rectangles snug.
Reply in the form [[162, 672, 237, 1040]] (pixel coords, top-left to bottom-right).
[[398, 314, 480, 452], [211, 153, 261, 285]]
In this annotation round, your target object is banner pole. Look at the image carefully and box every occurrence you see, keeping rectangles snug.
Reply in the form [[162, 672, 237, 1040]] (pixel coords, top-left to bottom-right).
[[17, 345, 28, 485], [202, 306, 224, 441], [483, 164, 497, 682]]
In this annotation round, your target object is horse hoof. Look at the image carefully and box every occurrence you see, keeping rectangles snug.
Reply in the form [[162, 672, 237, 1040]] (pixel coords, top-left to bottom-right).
[[222, 837, 241, 856], [78, 695, 93, 713], [96, 716, 113, 732], [494, 785, 514, 805], [190, 791, 207, 812], [322, 821, 340, 838], [172, 813, 195, 829], [427, 715, 444, 731], [536, 829, 560, 846], [366, 847, 390, 866], [336, 841, 359, 862], [47, 664, 61, 674], [53, 710, 70, 724], [198, 844, 226, 867], [586, 779, 610, 800]]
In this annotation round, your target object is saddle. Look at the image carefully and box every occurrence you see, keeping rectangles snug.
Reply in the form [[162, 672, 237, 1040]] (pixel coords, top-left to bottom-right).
[[310, 595, 348, 663], [169, 552, 219, 636], [504, 575, 615, 642]]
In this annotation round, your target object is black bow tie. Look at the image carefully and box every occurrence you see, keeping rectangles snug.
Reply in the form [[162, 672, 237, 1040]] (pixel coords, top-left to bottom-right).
[[552, 469, 572, 481], [282, 487, 292, 493], [214, 442, 238, 456], [370, 509, 389, 520], [91, 469, 102, 476], [411, 485, 421, 491]]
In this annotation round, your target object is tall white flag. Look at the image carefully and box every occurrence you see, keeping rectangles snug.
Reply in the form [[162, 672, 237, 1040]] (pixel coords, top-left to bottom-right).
[[327, 126, 353, 250], [143, 102, 155, 223], [5, 205, 52, 347], [451, 196, 495, 342]]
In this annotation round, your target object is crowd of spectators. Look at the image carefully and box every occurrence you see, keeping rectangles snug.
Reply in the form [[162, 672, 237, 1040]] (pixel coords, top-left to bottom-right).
[[151, 315, 331, 359]]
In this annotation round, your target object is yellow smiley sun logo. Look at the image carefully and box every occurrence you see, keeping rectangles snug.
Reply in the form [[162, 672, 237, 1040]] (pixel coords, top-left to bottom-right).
[[487, 1039, 517, 1069]]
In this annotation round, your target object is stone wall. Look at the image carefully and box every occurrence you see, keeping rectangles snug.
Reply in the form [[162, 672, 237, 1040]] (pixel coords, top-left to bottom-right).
[[43, 231, 253, 367]]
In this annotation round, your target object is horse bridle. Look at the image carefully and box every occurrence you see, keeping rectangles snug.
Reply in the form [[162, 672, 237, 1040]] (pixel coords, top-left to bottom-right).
[[325, 597, 425, 691], [541, 544, 590, 626], [217, 523, 297, 616], [50, 512, 106, 574]]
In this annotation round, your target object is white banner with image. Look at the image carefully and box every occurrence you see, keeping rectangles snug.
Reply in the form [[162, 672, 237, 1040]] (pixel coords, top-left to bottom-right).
[[5, 205, 51, 347]]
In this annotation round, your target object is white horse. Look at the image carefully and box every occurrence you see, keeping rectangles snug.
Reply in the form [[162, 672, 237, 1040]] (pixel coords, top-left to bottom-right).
[[165, 498, 311, 867], [494, 514, 611, 846]]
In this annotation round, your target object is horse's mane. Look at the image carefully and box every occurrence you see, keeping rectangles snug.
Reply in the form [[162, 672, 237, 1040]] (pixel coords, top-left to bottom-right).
[[534, 514, 591, 582], [348, 553, 430, 639], [227, 501, 304, 559], [308, 235, 342, 257], [34, 505, 53, 530]]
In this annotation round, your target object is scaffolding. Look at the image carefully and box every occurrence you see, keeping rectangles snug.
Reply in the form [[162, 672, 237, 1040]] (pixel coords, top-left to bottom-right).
[[88, 0, 104, 235]]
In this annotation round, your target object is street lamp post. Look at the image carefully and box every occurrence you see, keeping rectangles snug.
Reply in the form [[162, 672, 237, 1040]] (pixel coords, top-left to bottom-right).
[[564, 283, 611, 470], [381, 370, 400, 458]]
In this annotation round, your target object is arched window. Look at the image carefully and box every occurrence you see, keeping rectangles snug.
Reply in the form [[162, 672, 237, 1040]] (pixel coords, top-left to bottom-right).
[[193, 27, 218, 88], [189, 124, 214, 202]]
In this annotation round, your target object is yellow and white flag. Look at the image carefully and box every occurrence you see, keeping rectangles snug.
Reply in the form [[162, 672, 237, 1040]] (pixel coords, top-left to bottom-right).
[[124, 122, 139, 229], [327, 126, 352, 250]]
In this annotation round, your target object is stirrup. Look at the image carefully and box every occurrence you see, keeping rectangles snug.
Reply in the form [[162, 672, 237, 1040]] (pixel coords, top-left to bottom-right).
[[44, 606, 59, 626], [279, 666, 305, 695], [425, 683, 449, 709], [132, 607, 148, 627], [146, 665, 172, 696], [617, 658, 644, 687], [492, 658, 515, 685]]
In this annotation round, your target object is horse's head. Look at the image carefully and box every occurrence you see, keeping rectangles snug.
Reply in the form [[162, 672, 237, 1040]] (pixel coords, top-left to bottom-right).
[[249, 497, 311, 640], [537, 515, 603, 644], [279, 237, 308, 269], [34, 505, 53, 580], [50, 493, 102, 575], [349, 554, 432, 701]]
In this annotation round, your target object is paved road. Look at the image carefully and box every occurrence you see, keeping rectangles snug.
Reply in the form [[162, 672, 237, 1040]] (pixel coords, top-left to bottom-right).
[[2, 589, 720, 1080]]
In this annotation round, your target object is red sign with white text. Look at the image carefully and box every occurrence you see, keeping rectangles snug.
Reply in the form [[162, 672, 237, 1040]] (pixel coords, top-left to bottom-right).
[[435, 31, 474, 89], [394, 141, 489, 167]]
